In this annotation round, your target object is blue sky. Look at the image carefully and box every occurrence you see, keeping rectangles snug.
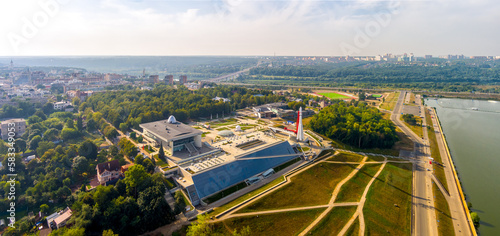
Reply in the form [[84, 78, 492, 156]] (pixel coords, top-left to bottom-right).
[[0, 0, 498, 56]]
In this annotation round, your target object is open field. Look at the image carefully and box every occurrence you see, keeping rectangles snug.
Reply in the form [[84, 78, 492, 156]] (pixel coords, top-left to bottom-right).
[[309, 206, 358, 235], [380, 92, 400, 111], [220, 208, 325, 236], [364, 163, 413, 236], [346, 216, 360, 236], [425, 109, 448, 192], [433, 182, 455, 236], [336, 164, 383, 202], [400, 115, 423, 138], [318, 92, 351, 100], [237, 163, 356, 212], [327, 152, 365, 162]]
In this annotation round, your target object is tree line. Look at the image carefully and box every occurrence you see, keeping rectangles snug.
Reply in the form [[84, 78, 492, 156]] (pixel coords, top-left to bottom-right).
[[308, 100, 399, 149]]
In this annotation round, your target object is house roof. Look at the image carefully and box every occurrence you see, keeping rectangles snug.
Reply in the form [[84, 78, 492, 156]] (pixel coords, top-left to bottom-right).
[[53, 208, 72, 225], [96, 160, 121, 174]]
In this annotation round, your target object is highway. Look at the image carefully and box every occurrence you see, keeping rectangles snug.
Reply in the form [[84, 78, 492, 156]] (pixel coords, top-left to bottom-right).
[[391, 91, 438, 236]]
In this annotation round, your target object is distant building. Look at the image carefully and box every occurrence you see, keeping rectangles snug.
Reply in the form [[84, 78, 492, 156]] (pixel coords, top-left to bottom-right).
[[53, 101, 73, 111], [96, 160, 122, 185], [140, 116, 203, 155], [1, 118, 26, 140], [424, 55, 433, 59], [179, 75, 187, 84], [165, 75, 174, 85], [149, 75, 159, 84], [47, 207, 72, 229]]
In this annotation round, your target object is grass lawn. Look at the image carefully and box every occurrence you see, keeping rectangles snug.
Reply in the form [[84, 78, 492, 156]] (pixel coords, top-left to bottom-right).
[[209, 118, 238, 127], [433, 182, 455, 236], [327, 152, 365, 162], [366, 155, 385, 162], [346, 216, 360, 236], [364, 163, 412, 236], [400, 115, 423, 138], [372, 94, 382, 98], [208, 176, 286, 217], [237, 163, 356, 212], [309, 206, 357, 235], [318, 92, 351, 100], [426, 109, 448, 192], [380, 92, 400, 111], [220, 208, 326, 236], [336, 164, 382, 203]]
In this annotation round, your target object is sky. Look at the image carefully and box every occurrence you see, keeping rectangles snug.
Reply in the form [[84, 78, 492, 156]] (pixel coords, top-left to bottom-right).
[[0, 0, 498, 56]]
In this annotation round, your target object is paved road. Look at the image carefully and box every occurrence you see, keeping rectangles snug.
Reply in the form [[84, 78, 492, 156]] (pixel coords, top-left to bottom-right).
[[428, 108, 474, 235], [391, 91, 438, 236]]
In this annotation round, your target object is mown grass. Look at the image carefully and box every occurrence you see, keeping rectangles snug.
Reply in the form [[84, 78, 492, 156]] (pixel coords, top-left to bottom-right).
[[346, 216, 360, 236], [336, 164, 382, 203], [433, 182, 455, 236], [318, 92, 351, 99], [380, 92, 400, 111], [308, 206, 357, 235], [237, 163, 356, 213], [364, 163, 412, 236], [426, 109, 449, 192], [208, 176, 286, 217], [219, 208, 326, 236], [327, 152, 365, 162], [400, 115, 423, 138]]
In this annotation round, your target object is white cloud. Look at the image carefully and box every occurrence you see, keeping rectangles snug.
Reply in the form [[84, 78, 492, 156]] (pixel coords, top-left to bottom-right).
[[0, 0, 498, 56]]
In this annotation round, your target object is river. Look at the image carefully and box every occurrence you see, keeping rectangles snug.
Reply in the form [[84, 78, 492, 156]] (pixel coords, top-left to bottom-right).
[[425, 98, 500, 235]]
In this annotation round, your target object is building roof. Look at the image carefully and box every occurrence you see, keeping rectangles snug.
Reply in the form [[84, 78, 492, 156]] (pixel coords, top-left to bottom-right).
[[140, 119, 203, 142], [1, 118, 26, 124], [53, 208, 72, 225], [96, 159, 121, 174]]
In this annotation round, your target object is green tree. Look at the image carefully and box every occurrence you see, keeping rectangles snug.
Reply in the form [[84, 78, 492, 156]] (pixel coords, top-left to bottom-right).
[[102, 229, 119, 236], [186, 214, 213, 236], [72, 156, 89, 177], [77, 116, 83, 131], [14, 138, 27, 153], [40, 204, 49, 213], [29, 135, 42, 150], [471, 212, 480, 228], [78, 140, 98, 160], [137, 135, 143, 143], [123, 165, 149, 197], [61, 128, 80, 140], [66, 119, 75, 129], [86, 118, 97, 132]]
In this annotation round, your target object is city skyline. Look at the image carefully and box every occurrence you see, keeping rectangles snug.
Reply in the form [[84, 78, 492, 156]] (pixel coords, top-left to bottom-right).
[[1, 0, 498, 56]]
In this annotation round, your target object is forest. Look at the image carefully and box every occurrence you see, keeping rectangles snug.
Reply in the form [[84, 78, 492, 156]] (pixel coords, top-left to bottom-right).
[[308, 100, 399, 149], [83, 85, 285, 132], [244, 61, 500, 93]]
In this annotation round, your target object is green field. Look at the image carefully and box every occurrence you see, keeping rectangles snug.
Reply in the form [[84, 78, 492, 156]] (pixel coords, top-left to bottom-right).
[[220, 208, 325, 236], [372, 94, 383, 98], [309, 206, 357, 235], [336, 164, 382, 203], [237, 163, 356, 212], [433, 182, 455, 236], [364, 163, 412, 236], [346, 216, 360, 236], [426, 109, 448, 192], [327, 152, 366, 162], [318, 92, 351, 100]]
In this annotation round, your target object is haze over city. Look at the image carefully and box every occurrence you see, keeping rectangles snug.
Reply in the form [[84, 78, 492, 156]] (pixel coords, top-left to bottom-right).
[[1, 0, 499, 56]]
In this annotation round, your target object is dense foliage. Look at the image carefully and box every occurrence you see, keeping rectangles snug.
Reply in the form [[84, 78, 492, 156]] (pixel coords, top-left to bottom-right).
[[309, 101, 398, 148], [245, 61, 500, 93], [85, 86, 285, 131]]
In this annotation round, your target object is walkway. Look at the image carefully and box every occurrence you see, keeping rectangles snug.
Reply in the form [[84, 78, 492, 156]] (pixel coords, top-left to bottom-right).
[[213, 150, 411, 235]]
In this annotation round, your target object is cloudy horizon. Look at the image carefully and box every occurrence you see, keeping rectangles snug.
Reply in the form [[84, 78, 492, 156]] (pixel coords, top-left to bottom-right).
[[1, 0, 498, 57]]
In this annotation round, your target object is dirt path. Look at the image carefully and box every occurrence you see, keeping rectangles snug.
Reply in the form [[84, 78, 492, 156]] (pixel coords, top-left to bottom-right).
[[297, 155, 368, 236], [338, 160, 387, 236]]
